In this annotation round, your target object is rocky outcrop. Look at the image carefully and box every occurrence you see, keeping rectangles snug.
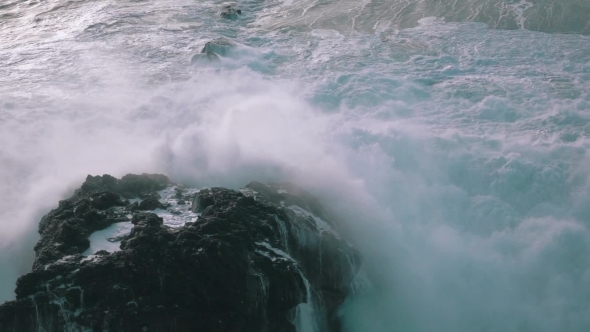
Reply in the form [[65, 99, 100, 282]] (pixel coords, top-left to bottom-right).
[[191, 38, 236, 63], [0, 174, 361, 332], [202, 38, 236, 57]]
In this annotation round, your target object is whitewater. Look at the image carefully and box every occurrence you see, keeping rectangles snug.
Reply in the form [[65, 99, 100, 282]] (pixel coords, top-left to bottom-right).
[[1, 0, 589, 330]]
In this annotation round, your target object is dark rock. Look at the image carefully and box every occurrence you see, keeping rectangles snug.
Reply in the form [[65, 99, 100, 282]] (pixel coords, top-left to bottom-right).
[[127, 201, 140, 211], [200, 205, 214, 217], [220, 5, 241, 20], [117, 173, 170, 198], [192, 38, 237, 63], [29, 174, 168, 269], [95, 250, 110, 256], [0, 174, 361, 332], [91, 191, 127, 209], [76, 173, 171, 199], [191, 189, 215, 212], [201, 38, 236, 57], [79, 173, 118, 193], [131, 212, 164, 226], [138, 197, 163, 210]]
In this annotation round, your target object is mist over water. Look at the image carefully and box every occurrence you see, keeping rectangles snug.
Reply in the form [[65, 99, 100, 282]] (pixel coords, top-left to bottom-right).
[[1, 0, 590, 331]]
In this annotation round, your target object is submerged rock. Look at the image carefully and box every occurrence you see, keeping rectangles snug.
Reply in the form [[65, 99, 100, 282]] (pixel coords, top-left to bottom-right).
[[201, 38, 236, 57], [220, 5, 242, 20], [191, 51, 220, 63], [191, 38, 236, 64], [0, 174, 361, 332]]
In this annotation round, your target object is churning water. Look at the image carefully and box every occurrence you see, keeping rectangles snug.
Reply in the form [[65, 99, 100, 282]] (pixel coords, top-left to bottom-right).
[[1, 0, 590, 331]]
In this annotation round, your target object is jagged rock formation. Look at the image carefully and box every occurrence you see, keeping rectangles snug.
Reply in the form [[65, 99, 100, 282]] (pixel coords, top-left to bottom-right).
[[0, 174, 361, 332]]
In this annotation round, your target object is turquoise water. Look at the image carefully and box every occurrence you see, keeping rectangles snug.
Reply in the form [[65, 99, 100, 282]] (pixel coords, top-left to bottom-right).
[[1, 0, 589, 330]]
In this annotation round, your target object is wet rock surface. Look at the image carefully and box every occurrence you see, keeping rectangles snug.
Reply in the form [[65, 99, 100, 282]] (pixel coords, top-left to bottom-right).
[[191, 38, 236, 64], [220, 5, 241, 20], [201, 38, 236, 57], [0, 174, 361, 332]]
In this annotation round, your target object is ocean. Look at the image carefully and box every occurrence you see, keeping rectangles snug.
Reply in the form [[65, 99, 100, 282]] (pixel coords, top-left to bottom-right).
[[1, 0, 589, 330]]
